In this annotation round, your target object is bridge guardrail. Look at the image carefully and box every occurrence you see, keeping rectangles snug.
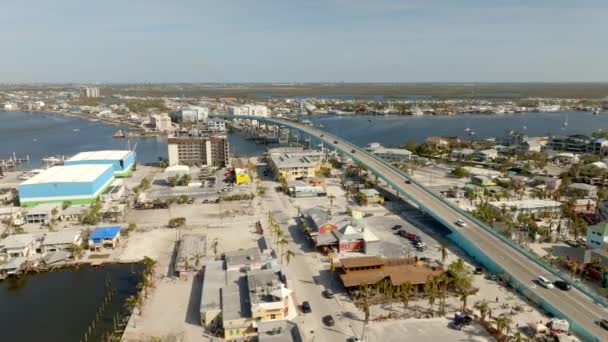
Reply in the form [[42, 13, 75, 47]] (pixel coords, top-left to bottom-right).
[[218, 114, 608, 307]]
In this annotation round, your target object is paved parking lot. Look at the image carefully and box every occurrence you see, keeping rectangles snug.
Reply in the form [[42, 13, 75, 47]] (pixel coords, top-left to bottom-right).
[[364, 318, 493, 342]]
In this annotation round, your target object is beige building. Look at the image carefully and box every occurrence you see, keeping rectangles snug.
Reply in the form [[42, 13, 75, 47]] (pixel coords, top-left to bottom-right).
[[167, 131, 229, 167], [149, 113, 172, 132], [267, 148, 327, 181]]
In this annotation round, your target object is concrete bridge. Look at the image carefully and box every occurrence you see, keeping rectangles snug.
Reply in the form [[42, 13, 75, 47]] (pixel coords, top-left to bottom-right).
[[214, 114, 608, 341]]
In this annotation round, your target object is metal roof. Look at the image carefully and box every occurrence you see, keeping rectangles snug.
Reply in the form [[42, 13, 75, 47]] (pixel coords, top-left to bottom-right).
[[67, 150, 132, 161], [89, 226, 121, 239], [20, 164, 113, 185]]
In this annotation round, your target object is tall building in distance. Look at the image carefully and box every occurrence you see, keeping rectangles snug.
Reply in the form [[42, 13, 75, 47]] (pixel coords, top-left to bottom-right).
[[167, 130, 229, 167], [228, 104, 269, 117], [170, 105, 209, 122], [80, 86, 100, 98]]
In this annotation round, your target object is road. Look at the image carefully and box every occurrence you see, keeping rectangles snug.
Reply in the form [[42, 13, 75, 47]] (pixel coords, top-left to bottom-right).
[[249, 116, 608, 341]]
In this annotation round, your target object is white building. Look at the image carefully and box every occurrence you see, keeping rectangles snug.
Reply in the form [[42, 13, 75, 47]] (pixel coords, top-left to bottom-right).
[[42, 229, 83, 253], [206, 118, 226, 131], [150, 113, 173, 132], [171, 106, 209, 122], [80, 86, 100, 98], [229, 104, 270, 117], [3, 102, 16, 111], [0, 233, 43, 259], [475, 149, 498, 161], [369, 145, 412, 162], [488, 199, 562, 217]]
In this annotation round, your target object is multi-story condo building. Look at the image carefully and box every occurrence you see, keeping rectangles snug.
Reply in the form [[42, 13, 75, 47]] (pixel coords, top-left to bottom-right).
[[267, 147, 327, 181], [170, 106, 209, 122], [80, 86, 100, 98], [229, 104, 270, 117], [149, 114, 172, 132], [167, 130, 229, 167]]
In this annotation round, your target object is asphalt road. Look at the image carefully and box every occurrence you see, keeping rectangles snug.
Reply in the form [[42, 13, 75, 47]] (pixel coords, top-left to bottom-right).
[[267, 118, 608, 341]]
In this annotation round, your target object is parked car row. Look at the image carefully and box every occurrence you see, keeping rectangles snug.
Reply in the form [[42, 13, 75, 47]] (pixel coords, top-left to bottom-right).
[[395, 229, 427, 251]]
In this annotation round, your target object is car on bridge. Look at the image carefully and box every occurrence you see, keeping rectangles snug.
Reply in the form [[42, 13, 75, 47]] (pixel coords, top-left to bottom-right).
[[456, 219, 467, 227], [537, 276, 555, 289], [554, 280, 572, 291]]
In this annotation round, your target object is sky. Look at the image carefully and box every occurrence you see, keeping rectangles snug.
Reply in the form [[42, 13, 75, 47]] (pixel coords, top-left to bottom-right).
[[0, 0, 607, 83]]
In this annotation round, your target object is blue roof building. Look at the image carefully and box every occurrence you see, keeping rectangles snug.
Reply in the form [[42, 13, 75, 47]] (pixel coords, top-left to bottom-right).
[[65, 150, 135, 177], [88, 226, 122, 250]]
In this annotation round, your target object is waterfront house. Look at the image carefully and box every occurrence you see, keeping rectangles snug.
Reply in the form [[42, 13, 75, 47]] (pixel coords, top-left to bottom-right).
[[451, 148, 475, 160], [42, 229, 83, 253], [88, 226, 121, 251], [475, 149, 498, 161], [0, 233, 43, 259], [471, 175, 496, 187], [0, 256, 27, 276]]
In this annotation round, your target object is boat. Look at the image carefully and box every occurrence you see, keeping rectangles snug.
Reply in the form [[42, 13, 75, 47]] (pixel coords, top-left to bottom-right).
[[113, 129, 126, 138], [73, 128, 80, 132], [593, 110, 601, 115], [563, 115, 568, 127], [464, 128, 471, 132]]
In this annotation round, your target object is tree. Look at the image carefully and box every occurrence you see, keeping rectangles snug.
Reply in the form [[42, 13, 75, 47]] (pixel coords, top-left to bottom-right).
[[210, 238, 219, 258], [168, 217, 186, 228], [451, 166, 470, 178], [492, 314, 513, 337], [400, 282, 413, 313], [167, 175, 179, 187], [68, 243, 84, 260], [474, 299, 490, 322], [193, 252, 203, 267], [278, 238, 289, 261], [328, 194, 336, 212], [437, 243, 448, 264], [125, 295, 139, 314], [424, 279, 437, 316], [284, 250, 296, 265], [357, 192, 368, 206], [179, 173, 191, 186]]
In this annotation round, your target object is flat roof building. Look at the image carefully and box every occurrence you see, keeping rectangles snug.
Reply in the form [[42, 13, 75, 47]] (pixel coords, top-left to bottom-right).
[[268, 150, 326, 182], [200, 260, 226, 329], [175, 234, 207, 276], [167, 131, 229, 167], [64, 150, 135, 177], [18, 164, 115, 207]]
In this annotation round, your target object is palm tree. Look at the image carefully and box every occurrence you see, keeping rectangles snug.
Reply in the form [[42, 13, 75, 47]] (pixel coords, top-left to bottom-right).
[[284, 250, 296, 265], [423, 279, 437, 316], [437, 243, 448, 264], [399, 282, 413, 313], [210, 238, 219, 258], [278, 238, 289, 261], [492, 314, 513, 337], [142, 256, 157, 277], [193, 252, 203, 267], [328, 194, 336, 213], [458, 286, 478, 313], [68, 243, 84, 260], [474, 299, 490, 322], [509, 332, 528, 342]]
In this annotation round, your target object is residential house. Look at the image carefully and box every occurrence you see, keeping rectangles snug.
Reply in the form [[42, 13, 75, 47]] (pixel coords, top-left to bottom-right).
[[24, 203, 61, 224], [175, 234, 207, 277], [569, 183, 598, 199], [518, 138, 544, 153], [573, 199, 596, 214], [0, 207, 24, 226], [88, 226, 121, 251], [42, 229, 83, 253], [60, 205, 89, 222], [267, 149, 327, 181], [488, 200, 562, 217], [425, 136, 449, 148], [451, 148, 475, 160], [475, 149, 498, 161], [287, 180, 326, 198], [247, 268, 292, 322], [0, 233, 43, 259], [359, 188, 384, 204], [471, 175, 496, 187], [587, 222, 608, 249]]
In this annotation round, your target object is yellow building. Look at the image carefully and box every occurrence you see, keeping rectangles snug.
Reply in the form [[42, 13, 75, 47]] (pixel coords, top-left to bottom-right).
[[360, 188, 384, 204], [235, 168, 251, 185]]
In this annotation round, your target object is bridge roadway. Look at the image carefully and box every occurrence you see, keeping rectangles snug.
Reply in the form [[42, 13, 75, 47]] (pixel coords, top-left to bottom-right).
[[220, 115, 608, 340]]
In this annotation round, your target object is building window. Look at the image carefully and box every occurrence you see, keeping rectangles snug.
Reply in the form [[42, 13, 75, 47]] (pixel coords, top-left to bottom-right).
[[271, 314, 276, 319]]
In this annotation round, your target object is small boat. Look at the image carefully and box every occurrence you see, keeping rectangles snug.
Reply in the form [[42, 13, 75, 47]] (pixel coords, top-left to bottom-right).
[[73, 128, 80, 132], [464, 128, 471, 132], [113, 129, 126, 138], [593, 110, 600, 115]]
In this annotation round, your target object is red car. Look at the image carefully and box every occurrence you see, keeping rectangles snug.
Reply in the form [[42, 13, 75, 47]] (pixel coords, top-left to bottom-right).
[[406, 233, 417, 240]]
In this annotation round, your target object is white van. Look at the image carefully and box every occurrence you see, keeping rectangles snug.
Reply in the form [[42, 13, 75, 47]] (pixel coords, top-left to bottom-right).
[[538, 276, 554, 289]]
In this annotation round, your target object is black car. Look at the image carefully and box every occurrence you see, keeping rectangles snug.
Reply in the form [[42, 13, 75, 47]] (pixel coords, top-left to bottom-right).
[[323, 315, 335, 326], [392, 225, 403, 230], [420, 257, 431, 262], [554, 280, 572, 291], [599, 319, 608, 330], [301, 301, 311, 313], [413, 236, 423, 243], [405, 179, 412, 184], [334, 140, 338, 144], [351, 149, 356, 153]]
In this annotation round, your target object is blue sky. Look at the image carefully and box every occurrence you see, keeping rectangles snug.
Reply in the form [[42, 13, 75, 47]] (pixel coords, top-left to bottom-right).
[[0, 0, 607, 83]]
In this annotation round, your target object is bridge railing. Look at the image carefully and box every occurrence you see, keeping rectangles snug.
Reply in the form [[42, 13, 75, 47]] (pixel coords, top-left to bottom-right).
[[218, 114, 608, 307]]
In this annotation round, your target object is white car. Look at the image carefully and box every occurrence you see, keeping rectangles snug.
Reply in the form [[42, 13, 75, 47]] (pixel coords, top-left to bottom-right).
[[456, 219, 467, 227], [537, 276, 554, 289]]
